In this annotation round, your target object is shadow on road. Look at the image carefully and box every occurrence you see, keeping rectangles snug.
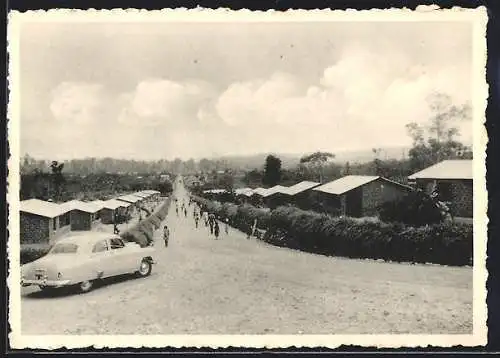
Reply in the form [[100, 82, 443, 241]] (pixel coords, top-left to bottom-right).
[[23, 273, 153, 299]]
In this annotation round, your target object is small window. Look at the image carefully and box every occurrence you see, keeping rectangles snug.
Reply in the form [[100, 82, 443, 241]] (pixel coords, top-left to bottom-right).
[[92, 240, 108, 253], [110, 238, 125, 250], [50, 243, 79, 254]]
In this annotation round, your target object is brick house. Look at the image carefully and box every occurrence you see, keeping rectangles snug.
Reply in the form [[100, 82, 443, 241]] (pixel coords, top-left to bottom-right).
[[262, 185, 292, 209], [408, 159, 473, 218], [20, 199, 71, 244], [116, 195, 142, 215], [279, 181, 321, 209], [89, 200, 105, 221], [313, 175, 412, 217], [235, 188, 254, 203], [100, 199, 129, 224], [248, 187, 268, 207], [62, 200, 101, 231], [132, 192, 151, 203]]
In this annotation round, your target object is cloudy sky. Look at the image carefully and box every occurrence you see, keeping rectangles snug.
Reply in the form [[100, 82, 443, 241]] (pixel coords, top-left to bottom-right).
[[18, 20, 473, 160]]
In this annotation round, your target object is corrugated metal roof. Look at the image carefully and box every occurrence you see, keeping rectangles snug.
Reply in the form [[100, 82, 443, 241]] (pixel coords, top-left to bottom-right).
[[202, 189, 227, 194], [235, 188, 254, 197], [61, 200, 102, 213], [102, 199, 128, 210], [313, 176, 380, 195], [20, 199, 69, 218], [252, 187, 268, 196], [142, 190, 160, 194], [116, 195, 141, 203], [408, 160, 473, 180], [262, 185, 289, 198], [282, 181, 321, 196], [90, 200, 105, 209], [131, 192, 150, 198]]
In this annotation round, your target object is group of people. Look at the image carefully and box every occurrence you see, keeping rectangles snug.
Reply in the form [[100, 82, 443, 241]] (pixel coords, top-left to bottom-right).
[[192, 202, 229, 240], [162, 194, 232, 247]]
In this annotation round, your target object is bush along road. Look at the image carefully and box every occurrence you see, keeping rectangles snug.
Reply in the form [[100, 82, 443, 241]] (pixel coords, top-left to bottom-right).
[[191, 195, 473, 267], [20, 183, 472, 335]]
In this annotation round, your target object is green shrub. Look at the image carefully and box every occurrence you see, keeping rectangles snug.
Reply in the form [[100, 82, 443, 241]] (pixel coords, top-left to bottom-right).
[[194, 196, 472, 266], [379, 190, 445, 226], [120, 197, 171, 247], [21, 243, 52, 264], [121, 229, 149, 247]]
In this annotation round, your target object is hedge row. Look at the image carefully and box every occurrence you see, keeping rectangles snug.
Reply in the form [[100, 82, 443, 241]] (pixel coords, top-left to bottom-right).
[[192, 195, 472, 266], [120, 197, 172, 247], [20, 243, 52, 265], [193, 195, 271, 235]]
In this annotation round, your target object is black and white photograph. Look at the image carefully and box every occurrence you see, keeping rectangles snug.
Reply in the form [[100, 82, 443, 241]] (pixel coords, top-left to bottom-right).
[[7, 7, 487, 349]]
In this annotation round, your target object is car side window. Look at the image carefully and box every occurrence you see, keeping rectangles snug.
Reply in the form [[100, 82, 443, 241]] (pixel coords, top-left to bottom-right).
[[110, 238, 125, 250], [92, 240, 108, 253]]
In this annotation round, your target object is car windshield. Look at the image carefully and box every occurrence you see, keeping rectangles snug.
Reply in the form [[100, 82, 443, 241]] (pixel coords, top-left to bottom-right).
[[50, 242, 79, 254]]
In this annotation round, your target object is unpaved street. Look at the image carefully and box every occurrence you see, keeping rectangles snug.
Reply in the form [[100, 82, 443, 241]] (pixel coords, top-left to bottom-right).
[[21, 184, 472, 334]]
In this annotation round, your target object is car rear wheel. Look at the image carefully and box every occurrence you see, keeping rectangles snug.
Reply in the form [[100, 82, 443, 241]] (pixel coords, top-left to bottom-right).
[[137, 259, 152, 277], [79, 280, 93, 293]]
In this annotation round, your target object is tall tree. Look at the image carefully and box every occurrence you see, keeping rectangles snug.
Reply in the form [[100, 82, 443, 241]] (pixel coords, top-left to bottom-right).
[[405, 93, 472, 171], [49, 161, 65, 202], [343, 161, 351, 176], [299, 151, 335, 183], [372, 148, 383, 176], [263, 155, 282, 187]]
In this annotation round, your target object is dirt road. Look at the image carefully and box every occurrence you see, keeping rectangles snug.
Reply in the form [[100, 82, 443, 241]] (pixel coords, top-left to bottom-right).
[[20, 183, 472, 334]]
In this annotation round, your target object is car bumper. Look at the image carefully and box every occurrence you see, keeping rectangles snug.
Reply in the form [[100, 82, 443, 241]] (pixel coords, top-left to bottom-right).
[[21, 279, 72, 287]]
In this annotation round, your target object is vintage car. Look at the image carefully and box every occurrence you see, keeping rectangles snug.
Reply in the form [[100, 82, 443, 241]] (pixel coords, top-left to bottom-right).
[[21, 232, 156, 293]]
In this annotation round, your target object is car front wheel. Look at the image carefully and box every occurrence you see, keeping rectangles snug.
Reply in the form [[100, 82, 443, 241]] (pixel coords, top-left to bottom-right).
[[79, 280, 94, 293], [137, 259, 152, 277]]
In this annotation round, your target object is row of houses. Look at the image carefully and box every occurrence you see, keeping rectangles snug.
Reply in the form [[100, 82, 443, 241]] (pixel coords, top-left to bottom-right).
[[203, 160, 473, 219], [20, 190, 162, 244]]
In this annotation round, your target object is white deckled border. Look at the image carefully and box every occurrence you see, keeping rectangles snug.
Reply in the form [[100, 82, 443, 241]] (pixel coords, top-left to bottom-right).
[[7, 6, 489, 349]]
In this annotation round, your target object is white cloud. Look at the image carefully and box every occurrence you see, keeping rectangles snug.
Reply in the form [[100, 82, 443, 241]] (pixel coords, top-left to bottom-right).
[[34, 39, 472, 159], [211, 43, 471, 151], [118, 78, 216, 127], [49, 82, 104, 125]]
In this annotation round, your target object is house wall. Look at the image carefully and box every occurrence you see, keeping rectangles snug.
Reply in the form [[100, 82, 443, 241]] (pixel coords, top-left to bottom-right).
[[101, 208, 116, 224], [361, 179, 409, 216], [416, 178, 473, 218], [266, 193, 290, 209], [20, 212, 51, 244], [70, 210, 96, 231], [20, 212, 71, 244], [313, 191, 342, 215], [292, 191, 316, 210]]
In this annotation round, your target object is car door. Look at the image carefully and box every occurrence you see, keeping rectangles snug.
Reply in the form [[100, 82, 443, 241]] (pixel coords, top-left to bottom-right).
[[109, 238, 136, 274], [90, 239, 114, 279]]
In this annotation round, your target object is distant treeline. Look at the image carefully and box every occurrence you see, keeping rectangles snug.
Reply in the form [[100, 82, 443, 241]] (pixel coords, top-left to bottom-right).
[[242, 158, 415, 188], [20, 172, 173, 202]]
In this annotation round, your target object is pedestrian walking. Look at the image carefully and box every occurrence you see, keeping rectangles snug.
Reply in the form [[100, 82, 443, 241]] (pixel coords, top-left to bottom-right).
[[163, 225, 170, 247], [209, 218, 214, 235], [113, 222, 120, 235], [224, 218, 229, 235], [184, 208, 188, 217], [214, 221, 220, 239], [175, 206, 179, 216], [195, 215, 199, 228]]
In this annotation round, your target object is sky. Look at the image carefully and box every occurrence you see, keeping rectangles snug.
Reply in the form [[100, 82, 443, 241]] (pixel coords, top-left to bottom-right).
[[18, 20, 473, 160]]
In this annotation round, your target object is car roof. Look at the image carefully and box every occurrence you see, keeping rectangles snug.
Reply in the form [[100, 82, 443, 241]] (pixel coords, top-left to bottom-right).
[[56, 232, 122, 247]]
